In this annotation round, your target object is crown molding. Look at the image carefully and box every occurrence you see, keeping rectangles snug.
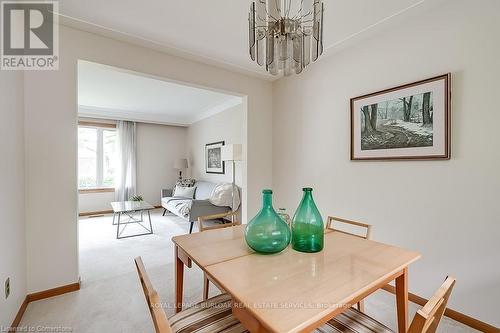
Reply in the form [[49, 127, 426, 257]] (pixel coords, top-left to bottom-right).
[[78, 105, 190, 127], [78, 99, 244, 127]]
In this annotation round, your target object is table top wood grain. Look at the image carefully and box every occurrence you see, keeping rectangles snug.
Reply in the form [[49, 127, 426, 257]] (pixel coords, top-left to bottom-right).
[[172, 225, 253, 267], [172, 225, 421, 333]]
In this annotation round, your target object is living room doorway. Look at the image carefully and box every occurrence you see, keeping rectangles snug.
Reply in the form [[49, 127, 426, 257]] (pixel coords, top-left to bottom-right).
[[76, 60, 248, 288]]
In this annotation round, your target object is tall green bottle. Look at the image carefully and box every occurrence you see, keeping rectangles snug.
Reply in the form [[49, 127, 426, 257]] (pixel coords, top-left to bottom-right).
[[291, 188, 324, 253], [245, 189, 291, 254]]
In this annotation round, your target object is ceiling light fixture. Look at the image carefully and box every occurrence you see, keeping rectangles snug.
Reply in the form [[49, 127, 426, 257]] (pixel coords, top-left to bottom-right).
[[249, 0, 324, 76]]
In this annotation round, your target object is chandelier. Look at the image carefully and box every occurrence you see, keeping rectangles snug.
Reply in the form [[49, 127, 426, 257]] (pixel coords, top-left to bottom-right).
[[248, 0, 324, 76]]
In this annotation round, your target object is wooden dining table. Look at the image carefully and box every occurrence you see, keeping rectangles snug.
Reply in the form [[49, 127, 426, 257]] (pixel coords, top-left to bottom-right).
[[172, 225, 420, 333]]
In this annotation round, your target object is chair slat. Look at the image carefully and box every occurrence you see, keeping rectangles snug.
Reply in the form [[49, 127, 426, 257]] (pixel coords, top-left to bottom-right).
[[326, 216, 372, 240]]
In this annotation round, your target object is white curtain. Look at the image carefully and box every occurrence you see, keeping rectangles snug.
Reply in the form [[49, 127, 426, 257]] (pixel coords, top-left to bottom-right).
[[115, 121, 137, 202]]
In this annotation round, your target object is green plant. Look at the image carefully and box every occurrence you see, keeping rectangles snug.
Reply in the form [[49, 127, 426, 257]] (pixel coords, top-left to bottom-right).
[[130, 195, 144, 202]]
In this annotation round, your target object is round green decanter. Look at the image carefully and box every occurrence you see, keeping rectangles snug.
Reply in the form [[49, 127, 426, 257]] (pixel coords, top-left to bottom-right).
[[291, 188, 324, 253], [245, 189, 291, 254]]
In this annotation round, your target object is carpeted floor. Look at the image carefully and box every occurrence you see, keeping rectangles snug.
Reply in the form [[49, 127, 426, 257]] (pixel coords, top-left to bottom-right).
[[19, 209, 478, 332]]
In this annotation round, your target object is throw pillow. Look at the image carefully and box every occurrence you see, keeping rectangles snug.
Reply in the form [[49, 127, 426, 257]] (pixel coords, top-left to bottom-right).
[[172, 178, 196, 196], [174, 185, 196, 199], [210, 183, 240, 209], [176, 178, 196, 187]]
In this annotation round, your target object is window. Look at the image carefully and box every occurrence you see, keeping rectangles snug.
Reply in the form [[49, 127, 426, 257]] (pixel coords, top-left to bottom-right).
[[78, 123, 118, 190]]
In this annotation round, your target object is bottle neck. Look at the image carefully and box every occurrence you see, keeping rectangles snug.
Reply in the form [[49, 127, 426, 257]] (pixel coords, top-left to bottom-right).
[[302, 190, 313, 200], [262, 193, 273, 208]]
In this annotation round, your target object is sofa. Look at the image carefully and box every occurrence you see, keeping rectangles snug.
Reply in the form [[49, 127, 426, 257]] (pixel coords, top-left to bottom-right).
[[161, 181, 231, 233]]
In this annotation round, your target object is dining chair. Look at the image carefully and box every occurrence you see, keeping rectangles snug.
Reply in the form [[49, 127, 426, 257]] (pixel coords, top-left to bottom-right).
[[198, 210, 240, 232], [198, 211, 240, 300], [135, 256, 248, 333], [326, 216, 372, 311], [326, 215, 372, 240], [136, 256, 455, 333], [321, 276, 456, 333], [135, 256, 172, 333]]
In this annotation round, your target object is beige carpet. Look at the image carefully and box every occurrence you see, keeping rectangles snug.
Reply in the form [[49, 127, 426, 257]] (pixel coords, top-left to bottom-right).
[[19, 209, 478, 332]]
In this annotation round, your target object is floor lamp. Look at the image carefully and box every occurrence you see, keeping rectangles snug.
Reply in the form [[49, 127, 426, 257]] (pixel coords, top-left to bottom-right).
[[221, 144, 242, 220]]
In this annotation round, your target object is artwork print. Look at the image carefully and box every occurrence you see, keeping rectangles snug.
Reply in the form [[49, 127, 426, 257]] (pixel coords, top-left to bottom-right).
[[205, 141, 225, 174], [351, 74, 450, 160], [361, 91, 434, 150]]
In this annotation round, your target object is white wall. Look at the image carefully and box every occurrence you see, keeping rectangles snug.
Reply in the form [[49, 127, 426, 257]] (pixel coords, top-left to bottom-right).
[[23, 25, 272, 293], [78, 192, 115, 213], [136, 122, 187, 205], [78, 121, 187, 213], [272, 0, 500, 326], [187, 104, 244, 187], [0, 71, 26, 327]]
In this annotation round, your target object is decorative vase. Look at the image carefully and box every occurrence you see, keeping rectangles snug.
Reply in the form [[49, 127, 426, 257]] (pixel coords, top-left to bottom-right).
[[245, 189, 291, 254], [291, 188, 324, 253]]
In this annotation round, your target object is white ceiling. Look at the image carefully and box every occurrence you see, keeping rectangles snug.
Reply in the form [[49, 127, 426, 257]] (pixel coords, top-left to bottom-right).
[[77, 61, 242, 126], [59, 0, 428, 80]]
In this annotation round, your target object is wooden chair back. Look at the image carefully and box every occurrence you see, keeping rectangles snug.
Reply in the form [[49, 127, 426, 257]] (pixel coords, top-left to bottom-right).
[[326, 216, 372, 239], [134, 257, 172, 333], [198, 211, 240, 299], [198, 211, 240, 232], [408, 277, 456, 333], [326, 216, 372, 312]]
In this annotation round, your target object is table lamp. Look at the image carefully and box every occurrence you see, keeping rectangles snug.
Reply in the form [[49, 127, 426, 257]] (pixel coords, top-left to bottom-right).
[[174, 158, 188, 180]]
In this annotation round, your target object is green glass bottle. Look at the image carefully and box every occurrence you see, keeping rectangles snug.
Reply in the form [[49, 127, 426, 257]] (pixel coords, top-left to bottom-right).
[[245, 189, 291, 254], [291, 188, 324, 253]]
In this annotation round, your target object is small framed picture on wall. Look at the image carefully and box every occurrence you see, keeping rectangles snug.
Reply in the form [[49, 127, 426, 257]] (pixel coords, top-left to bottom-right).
[[205, 141, 225, 174], [351, 73, 451, 161]]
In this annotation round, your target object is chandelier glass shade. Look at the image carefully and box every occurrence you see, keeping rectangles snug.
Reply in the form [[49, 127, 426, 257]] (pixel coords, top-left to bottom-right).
[[249, 0, 324, 76]]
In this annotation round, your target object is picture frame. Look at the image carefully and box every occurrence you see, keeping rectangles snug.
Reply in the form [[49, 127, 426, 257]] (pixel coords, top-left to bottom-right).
[[350, 74, 451, 161], [205, 141, 225, 174]]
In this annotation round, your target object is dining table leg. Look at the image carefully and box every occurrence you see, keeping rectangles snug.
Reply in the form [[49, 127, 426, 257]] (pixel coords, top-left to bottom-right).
[[395, 267, 409, 333], [174, 245, 184, 313], [203, 273, 210, 301], [232, 301, 269, 333], [174, 245, 192, 313]]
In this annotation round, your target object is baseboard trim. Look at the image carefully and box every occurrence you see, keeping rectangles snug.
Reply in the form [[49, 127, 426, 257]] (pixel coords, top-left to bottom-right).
[[79, 209, 113, 217], [9, 280, 497, 332], [27, 281, 81, 302], [79, 206, 162, 217], [9, 296, 29, 331], [382, 284, 499, 332], [9, 281, 80, 331]]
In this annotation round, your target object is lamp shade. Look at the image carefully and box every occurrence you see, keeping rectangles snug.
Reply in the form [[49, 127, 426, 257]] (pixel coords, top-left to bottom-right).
[[221, 144, 242, 161], [174, 158, 188, 169]]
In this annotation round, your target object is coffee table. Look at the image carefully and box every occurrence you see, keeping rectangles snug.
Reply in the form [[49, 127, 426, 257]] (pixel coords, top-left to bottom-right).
[[110, 201, 155, 239]]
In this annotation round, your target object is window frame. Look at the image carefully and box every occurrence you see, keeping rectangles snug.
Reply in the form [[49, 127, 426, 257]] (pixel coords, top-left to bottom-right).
[[78, 121, 117, 193]]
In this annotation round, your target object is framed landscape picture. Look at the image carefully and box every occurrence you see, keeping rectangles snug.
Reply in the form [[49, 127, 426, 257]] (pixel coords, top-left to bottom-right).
[[351, 74, 451, 161], [205, 141, 225, 174]]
